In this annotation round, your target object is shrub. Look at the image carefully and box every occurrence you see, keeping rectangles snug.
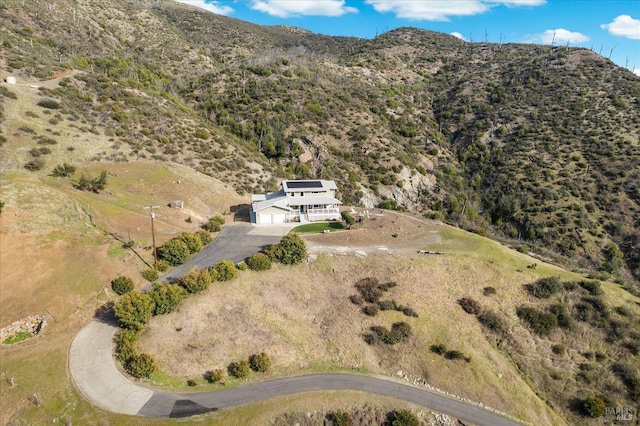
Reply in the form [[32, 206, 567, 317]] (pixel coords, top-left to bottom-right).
[[349, 294, 364, 305], [327, 410, 351, 426], [75, 170, 107, 192], [37, 99, 60, 109], [236, 262, 247, 270], [202, 215, 225, 232], [114, 329, 139, 363], [111, 275, 134, 295], [477, 310, 504, 332], [355, 277, 383, 303], [187, 379, 197, 387], [341, 211, 356, 229], [178, 232, 202, 254], [483, 287, 497, 296], [213, 260, 238, 281], [179, 268, 211, 294], [249, 352, 272, 372], [157, 239, 190, 266], [445, 350, 470, 362], [525, 276, 563, 299], [24, 159, 44, 171], [194, 229, 212, 246], [458, 297, 481, 315], [155, 260, 170, 272], [549, 304, 572, 328], [114, 291, 155, 331], [611, 363, 640, 400], [516, 306, 558, 336], [552, 344, 566, 355], [204, 369, 225, 383], [388, 409, 419, 426], [50, 162, 76, 177], [579, 280, 603, 296], [247, 253, 271, 271], [430, 343, 447, 355], [362, 305, 379, 316], [265, 234, 307, 265], [401, 307, 419, 318], [126, 353, 158, 378], [383, 322, 412, 345], [582, 396, 606, 418], [150, 283, 186, 315], [228, 360, 251, 378], [378, 300, 395, 310], [142, 268, 158, 282], [3, 331, 32, 344]]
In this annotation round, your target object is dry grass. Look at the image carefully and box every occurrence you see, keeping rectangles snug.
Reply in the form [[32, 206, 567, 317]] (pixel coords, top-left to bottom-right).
[[138, 215, 571, 425]]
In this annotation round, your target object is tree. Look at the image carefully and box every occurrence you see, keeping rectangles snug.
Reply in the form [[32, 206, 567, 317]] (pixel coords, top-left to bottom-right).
[[114, 291, 155, 331], [150, 283, 186, 315], [195, 229, 212, 246], [179, 268, 211, 293], [178, 232, 202, 254], [582, 396, 606, 418], [75, 170, 107, 192], [202, 215, 225, 232], [602, 243, 624, 273], [204, 369, 225, 383], [111, 275, 134, 295], [228, 360, 251, 378], [50, 162, 76, 178], [246, 253, 271, 271], [249, 352, 271, 372], [157, 239, 190, 266], [265, 234, 307, 265], [213, 260, 238, 281]]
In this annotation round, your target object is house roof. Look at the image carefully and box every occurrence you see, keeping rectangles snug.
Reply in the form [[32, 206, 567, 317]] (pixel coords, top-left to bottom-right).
[[282, 180, 337, 192], [252, 194, 293, 213]]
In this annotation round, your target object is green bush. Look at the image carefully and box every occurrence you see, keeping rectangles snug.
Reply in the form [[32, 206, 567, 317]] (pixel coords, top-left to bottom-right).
[[516, 306, 558, 336], [483, 286, 497, 296], [50, 162, 76, 177], [236, 262, 247, 270], [228, 360, 251, 378], [204, 369, 225, 383], [388, 409, 419, 426], [362, 304, 379, 316], [157, 239, 190, 266], [24, 159, 44, 171], [430, 343, 447, 355], [3, 331, 32, 344], [371, 322, 413, 345], [549, 304, 572, 328], [111, 275, 134, 295], [477, 310, 504, 332], [150, 283, 186, 315], [179, 268, 211, 294], [355, 277, 383, 303], [249, 352, 272, 372], [378, 300, 395, 310], [142, 268, 159, 282], [552, 344, 566, 355], [327, 410, 351, 426], [126, 353, 158, 378], [246, 253, 271, 271], [582, 396, 606, 418], [37, 99, 60, 109], [213, 260, 238, 281], [341, 211, 356, 229], [579, 280, 603, 296], [265, 234, 307, 265], [178, 232, 202, 254], [75, 170, 107, 192], [155, 260, 170, 272], [202, 215, 225, 232], [114, 329, 139, 363], [194, 229, 213, 246], [525, 276, 563, 299], [114, 291, 155, 331]]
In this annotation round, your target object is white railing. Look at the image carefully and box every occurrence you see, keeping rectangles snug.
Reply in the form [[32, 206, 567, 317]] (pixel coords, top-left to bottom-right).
[[308, 208, 341, 221]]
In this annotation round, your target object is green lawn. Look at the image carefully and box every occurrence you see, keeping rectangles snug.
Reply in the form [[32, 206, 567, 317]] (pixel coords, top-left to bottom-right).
[[290, 222, 345, 234]]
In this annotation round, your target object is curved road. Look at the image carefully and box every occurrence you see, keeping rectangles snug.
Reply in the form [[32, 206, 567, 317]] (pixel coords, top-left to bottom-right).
[[69, 313, 520, 424]]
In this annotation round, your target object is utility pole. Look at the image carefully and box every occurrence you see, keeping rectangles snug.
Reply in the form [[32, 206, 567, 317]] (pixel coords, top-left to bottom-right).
[[143, 206, 160, 267]]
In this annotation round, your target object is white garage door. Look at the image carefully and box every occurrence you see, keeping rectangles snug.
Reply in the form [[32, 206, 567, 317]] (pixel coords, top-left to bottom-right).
[[272, 213, 286, 223], [258, 213, 272, 224]]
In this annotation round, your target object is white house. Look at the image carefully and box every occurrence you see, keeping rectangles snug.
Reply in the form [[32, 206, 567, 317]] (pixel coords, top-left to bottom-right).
[[251, 180, 342, 224]]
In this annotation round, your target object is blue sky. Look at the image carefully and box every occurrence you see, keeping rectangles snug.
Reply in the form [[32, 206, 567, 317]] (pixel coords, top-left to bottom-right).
[[176, 1, 640, 75]]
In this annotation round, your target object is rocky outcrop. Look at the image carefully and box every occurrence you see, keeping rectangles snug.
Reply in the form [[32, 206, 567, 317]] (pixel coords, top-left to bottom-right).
[[0, 315, 47, 343]]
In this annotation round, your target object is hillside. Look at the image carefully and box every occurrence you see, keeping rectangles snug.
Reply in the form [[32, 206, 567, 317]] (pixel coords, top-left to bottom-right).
[[1, 0, 638, 283]]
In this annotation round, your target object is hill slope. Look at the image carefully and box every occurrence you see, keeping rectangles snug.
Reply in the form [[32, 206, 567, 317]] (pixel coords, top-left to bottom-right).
[[1, 1, 638, 280]]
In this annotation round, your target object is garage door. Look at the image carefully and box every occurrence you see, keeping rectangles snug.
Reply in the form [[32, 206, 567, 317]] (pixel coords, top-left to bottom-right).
[[258, 213, 272, 224], [272, 213, 287, 224]]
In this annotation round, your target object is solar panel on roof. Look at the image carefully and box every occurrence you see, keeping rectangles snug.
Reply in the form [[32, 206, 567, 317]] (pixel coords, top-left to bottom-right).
[[286, 181, 323, 189]]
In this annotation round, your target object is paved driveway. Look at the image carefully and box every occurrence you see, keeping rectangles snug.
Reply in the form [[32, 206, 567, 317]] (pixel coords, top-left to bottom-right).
[[159, 224, 295, 283]]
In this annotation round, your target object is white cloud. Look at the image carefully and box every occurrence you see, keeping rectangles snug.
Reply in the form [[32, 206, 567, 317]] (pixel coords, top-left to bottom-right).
[[601, 15, 640, 40], [250, 0, 357, 18], [364, 0, 545, 21], [634, 68, 640, 77], [533, 28, 590, 45], [450, 32, 467, 41], [175, 0, 234, 16]]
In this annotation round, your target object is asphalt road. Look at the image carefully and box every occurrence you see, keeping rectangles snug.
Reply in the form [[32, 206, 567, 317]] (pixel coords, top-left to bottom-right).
[[158, 225, 286, 283], [69, 315, 521, 425]]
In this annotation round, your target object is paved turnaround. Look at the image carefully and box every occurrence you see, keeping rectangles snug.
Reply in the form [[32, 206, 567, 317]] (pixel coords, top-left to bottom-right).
[[69, 313, 521, 424]]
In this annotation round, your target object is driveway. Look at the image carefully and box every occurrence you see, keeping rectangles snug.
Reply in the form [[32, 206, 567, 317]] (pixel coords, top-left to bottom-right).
[[69, 315, 521, 425], [159, 224, 296, 283]]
